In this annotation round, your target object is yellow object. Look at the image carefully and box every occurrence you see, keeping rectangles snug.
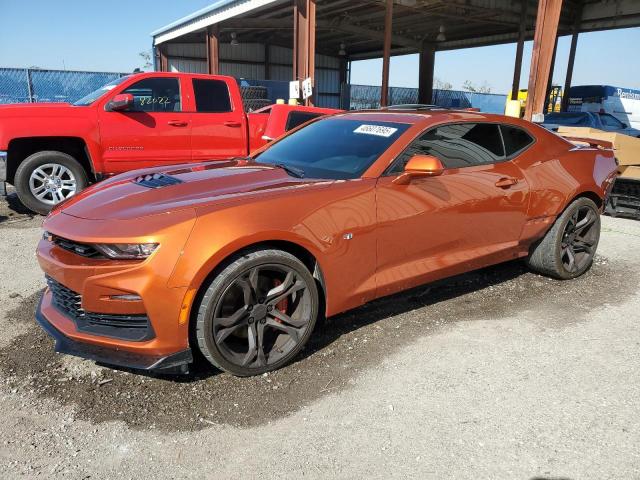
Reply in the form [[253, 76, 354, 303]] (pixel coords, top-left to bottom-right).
[[288, 98, 299, 106], [276, 98, 285, 105], [504, 100, 522, 118], [505, 86, 563, 117]]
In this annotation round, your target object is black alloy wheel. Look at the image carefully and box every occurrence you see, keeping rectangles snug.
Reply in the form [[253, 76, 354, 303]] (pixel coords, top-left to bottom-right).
[[196, 249, 319, 376], [526, 197, 601, 280], [560, 204, 599, 274]]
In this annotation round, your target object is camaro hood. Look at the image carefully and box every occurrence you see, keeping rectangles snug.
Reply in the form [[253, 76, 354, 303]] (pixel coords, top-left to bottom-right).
[[60, 160, 330, 221]]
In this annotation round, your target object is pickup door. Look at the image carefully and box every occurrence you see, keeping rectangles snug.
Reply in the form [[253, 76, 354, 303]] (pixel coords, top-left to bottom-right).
[[185, 77, 248, 161], [98, 76, 192, 173]]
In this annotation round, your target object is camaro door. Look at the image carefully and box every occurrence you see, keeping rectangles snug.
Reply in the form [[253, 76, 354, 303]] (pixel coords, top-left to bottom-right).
[[375, 122, 532, 297]]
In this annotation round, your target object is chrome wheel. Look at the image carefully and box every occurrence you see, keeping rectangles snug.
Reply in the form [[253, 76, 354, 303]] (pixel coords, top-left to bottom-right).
[[29, 163, 77, 205], [561, 204, 598, 273], [212, 264, 313, 369]]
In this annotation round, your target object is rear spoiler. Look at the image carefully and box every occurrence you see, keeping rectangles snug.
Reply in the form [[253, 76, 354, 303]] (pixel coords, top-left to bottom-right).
[[561, 136, 614, 149]]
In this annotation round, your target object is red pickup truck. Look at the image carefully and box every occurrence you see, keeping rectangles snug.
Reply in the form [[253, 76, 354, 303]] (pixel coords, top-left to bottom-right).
[[0, 72, 339, 214]]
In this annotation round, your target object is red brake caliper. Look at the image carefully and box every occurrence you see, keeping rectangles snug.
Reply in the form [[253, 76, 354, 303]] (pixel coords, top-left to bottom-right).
[[273, 278, 289, 321]]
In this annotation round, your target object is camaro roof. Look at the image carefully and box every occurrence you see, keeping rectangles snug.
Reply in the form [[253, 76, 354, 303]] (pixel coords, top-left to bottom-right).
[[332, 109, 515, 127]]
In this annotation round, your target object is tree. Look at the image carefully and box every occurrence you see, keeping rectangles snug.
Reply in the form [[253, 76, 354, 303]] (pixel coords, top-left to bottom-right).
[[434, 77, 453, 90], [462, 80, 492, 94], [139, 50, 153, 71]]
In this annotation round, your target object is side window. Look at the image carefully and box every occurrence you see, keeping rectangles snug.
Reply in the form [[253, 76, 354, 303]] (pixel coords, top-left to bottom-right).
[[193, 79, 232, 113], [600, 113, 623, 128], [501, 125, 534, 157], [390, 123, 505, 173], [122, 78, 181, 112], [285, 111, 322, 131]]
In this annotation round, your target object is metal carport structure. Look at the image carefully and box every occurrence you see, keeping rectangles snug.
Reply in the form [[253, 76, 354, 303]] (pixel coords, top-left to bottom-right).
[[151, 0, 640, 116]]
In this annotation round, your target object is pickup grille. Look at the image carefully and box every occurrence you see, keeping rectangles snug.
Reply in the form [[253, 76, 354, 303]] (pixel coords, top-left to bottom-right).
[[46, 276, 153, 341], [134, 173, 183, 189]]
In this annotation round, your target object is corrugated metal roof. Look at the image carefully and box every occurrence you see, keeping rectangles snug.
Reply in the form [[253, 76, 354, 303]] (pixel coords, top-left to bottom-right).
[[152, 0, 284, 45]]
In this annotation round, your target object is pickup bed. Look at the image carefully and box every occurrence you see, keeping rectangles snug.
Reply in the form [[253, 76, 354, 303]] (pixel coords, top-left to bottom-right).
[[0, 72, 339, 214]]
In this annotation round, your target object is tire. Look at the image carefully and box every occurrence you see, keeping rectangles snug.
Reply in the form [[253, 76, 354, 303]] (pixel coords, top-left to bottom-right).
[[243, 98, 272, 112], [195, 249, 319, 376], [526, 197, 601, 280], [14, 151, 89, 215], [240, 86, 268, 100]]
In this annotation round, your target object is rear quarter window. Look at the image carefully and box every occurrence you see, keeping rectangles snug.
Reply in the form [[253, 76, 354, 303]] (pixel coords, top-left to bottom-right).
[[501, 125, 534, 157]]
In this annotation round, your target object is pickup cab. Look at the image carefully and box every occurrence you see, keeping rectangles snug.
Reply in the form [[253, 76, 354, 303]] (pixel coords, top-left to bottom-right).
[[0, 72, 339, 214]]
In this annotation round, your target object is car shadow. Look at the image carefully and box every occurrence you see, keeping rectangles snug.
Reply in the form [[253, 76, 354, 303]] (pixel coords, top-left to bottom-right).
[[0, 192, 35, 224], [131, 259, 529, 383], [530, 477, 573, 480]]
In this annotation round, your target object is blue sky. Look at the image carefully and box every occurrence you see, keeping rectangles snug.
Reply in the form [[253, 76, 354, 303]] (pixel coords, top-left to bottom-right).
[[1, 0, 639, 94]]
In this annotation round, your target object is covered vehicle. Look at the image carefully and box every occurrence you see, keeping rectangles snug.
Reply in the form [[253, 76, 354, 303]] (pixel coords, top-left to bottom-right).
[[35, 109, 617, 376], [540, 111, 640, 137]]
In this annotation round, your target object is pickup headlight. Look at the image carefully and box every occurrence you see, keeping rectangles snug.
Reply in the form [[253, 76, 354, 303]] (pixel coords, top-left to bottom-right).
[[94, 243, 159, 260]]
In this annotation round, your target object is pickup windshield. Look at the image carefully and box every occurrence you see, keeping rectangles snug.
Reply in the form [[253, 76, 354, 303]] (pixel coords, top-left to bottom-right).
[[73, 76, 130, 106], [254, 118, 410, 180]]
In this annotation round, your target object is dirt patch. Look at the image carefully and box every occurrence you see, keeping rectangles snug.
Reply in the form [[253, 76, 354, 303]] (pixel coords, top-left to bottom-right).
[[0, 256, 634, 431], [0, 191, 39, 228]]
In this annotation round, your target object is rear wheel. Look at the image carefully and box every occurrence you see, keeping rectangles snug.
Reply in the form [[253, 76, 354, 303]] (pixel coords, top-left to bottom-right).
[[527, 197, 600, 279], [14, 151, 88, 215], [195, 249, 319, 376]]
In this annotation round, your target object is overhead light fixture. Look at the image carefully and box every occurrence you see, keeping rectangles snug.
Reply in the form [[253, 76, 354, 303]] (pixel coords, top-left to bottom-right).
[[436, 25, 446, 42], [230, 32, 239, 46], [338, 43, 346, 56]]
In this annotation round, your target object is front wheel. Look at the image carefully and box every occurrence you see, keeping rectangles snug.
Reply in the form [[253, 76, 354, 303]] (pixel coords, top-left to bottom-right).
[[526, 197, 601, 279], [195, 249, 319, 376], [14, 151, 88, 215]]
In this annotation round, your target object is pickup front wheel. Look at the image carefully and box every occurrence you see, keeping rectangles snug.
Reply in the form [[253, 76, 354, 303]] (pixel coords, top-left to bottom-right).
[[14, 151, 88, 215]]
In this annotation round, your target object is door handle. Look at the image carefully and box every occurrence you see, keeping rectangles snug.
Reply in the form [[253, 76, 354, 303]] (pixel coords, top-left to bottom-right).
[[224, 121, 242, 128], [495, 177, 518, 188], [167, 120, 188, 127]]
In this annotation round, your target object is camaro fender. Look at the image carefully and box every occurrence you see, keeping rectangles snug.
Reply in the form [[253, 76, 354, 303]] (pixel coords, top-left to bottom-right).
[[168, 180, 380, 317]]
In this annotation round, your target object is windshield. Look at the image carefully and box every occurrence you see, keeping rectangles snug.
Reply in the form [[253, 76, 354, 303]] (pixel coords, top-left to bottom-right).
[[254, 118, 410, 180], [73, 75, 130, 106]]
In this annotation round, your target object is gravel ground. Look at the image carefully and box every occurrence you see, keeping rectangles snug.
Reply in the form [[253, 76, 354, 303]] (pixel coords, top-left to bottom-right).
[[0, 194, 639, 479]]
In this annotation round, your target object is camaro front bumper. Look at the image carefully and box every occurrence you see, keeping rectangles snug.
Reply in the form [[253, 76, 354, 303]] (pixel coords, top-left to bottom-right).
[[35, 209, 199, 375], [37, 292, 193, 374]]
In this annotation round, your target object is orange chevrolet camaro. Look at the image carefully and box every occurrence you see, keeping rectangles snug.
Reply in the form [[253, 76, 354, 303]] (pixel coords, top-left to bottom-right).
[[36, 108, 618, 376]]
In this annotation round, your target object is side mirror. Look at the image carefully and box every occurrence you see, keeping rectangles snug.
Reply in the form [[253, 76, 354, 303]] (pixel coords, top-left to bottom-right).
[[393, 154, 445, 185], [105, 93, 134, 112]]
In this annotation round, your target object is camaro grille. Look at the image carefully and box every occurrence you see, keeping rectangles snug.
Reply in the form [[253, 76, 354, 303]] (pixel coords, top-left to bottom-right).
[[51, 235, 103, 258], [46, 276, 153, 341]]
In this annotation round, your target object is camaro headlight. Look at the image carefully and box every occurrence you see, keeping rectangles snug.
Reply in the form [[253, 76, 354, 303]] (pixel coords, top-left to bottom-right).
[[93, 243, 159, 260]]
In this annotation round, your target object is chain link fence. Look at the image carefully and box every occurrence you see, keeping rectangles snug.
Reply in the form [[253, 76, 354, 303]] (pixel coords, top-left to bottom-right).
[[347, 84, 507, 113], [0, 68, 126, 104], [1, 68, 507, 113]]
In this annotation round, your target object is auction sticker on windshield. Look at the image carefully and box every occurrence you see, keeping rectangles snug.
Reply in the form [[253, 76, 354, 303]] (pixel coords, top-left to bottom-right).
[[354, 124, 398, 137]]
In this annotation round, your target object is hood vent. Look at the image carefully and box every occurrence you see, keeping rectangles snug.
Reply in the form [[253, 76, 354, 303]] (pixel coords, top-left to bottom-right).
[[134, 173, 183, 189]]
